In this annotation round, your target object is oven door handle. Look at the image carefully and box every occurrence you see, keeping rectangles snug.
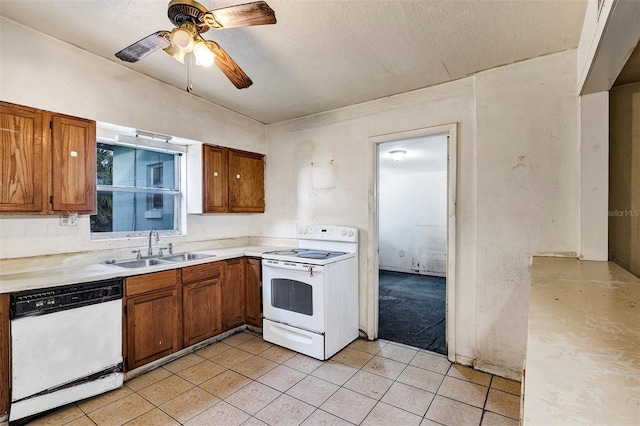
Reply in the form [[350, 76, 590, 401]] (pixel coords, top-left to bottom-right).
[[262, 259, 325, 274]]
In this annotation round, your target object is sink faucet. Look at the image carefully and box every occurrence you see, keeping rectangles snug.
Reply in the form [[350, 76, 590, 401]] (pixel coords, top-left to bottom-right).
[[148, 228, 159, 257]]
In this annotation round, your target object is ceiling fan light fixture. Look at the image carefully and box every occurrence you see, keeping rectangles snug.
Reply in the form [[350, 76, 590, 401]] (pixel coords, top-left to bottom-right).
[[193, 40, 215, 66], [390, 150, 407, 161], [170, 25, 195, 51], [163, 42, 186, 63]]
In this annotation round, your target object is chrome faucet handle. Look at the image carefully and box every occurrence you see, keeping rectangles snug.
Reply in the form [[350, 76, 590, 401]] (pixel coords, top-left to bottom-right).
[[131, 250, 142, 260], [158, 246, 169, 256]]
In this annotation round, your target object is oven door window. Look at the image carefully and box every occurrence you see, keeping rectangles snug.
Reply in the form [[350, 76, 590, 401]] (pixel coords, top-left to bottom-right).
[[271, 278, 313, 316]]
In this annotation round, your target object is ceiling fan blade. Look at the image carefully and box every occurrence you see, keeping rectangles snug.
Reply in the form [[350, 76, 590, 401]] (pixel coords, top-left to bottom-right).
[[115, 31, 170, 63], [204, 1, 276, 29], [206, 41, 253, 89]]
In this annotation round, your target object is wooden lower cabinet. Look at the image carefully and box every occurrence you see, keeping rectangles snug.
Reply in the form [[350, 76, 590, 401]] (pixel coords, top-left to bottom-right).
[[245, 257, 262, 327], [124, 271, 181, 371], [223, 258, 246, 330], [121, 257, 262, 371], [182, 262, 223, 347]]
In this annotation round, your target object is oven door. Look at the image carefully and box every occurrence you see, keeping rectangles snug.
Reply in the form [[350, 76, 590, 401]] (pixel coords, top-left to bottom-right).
[[262, 259, 325, 333]]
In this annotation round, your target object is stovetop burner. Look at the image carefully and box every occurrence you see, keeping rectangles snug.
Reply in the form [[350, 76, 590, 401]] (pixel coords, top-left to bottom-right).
[[298, 250, 346, 259]]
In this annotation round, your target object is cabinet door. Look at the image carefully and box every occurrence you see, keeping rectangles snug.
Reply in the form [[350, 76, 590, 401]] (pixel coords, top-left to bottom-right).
[[183, 278, 222, 347], [223, 258, 246, 330], [228, 150, 264, 213], [126, 288, 181, 370], [0, 102, 46, 212], [203, 145, 228, 213], [245, 257, 262, 327], [51, 114, 96, 214]]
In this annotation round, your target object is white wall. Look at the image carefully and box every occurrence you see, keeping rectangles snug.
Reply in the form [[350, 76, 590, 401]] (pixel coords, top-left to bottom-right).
[[474, 51, 579, 374], [264, 50, 580, 376], [0, 18, 266, 259], [579, 92, 609, 260], [379, 170, 447, 276]]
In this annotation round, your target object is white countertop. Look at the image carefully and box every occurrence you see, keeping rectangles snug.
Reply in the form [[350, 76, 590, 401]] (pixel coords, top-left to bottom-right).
[[525, 257, 640, 425], [0, 245, 286, 293]]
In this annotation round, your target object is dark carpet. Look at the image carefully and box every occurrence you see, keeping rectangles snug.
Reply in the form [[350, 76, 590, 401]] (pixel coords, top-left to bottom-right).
[[378, 270, 446, 355]]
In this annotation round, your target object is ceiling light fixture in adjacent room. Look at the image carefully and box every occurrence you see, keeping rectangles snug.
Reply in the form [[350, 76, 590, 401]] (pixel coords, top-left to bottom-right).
[[390, 150, 407, 161]]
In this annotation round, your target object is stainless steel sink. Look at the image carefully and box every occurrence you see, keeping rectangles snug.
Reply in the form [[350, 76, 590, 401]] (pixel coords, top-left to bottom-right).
[[161, 253, 216, 262], [111, 258, 174, 268], [105, 252, 216, 268]]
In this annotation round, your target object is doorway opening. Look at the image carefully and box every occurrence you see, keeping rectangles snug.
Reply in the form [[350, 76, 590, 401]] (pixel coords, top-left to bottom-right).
[[369, 124, 457, 360]]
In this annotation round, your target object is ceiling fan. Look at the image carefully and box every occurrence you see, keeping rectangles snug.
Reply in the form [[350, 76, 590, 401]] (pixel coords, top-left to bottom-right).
[[115, 0, 276, 90]]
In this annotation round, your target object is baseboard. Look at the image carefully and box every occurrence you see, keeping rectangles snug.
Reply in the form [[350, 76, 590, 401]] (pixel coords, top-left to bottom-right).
[[454, 354, 475, 367], [473, 360, 522, 381], [379, 267, 446, 277], [124, 325, 249, 381], [452, 355, 522, 381]]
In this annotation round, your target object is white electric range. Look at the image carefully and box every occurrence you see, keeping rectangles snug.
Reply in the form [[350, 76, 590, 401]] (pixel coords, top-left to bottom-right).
[[262, 225, 359, 360]]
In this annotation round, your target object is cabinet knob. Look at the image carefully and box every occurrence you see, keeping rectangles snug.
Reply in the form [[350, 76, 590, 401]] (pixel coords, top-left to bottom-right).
[[236, 174, 241, 179], [213, 171, 218, 177]]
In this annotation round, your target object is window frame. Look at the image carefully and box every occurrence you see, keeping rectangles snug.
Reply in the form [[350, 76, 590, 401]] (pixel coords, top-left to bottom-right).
[[91, 137, 186, 240]]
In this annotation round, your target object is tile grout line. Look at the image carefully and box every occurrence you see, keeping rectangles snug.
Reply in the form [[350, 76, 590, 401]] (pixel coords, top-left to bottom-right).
[[30, 333, 521, 426], [477, 373, 495, 426], [421, 360, 453, 423]]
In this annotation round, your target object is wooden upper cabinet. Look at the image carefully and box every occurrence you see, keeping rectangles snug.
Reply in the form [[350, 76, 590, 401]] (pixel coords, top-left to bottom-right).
[[189, 144, 264, 214], [0, 103, 46, 212], [203, 145, 229, 213], [51, 114, 96, 214], [229, 150, 265, 213], [0, 101, 96, 215]]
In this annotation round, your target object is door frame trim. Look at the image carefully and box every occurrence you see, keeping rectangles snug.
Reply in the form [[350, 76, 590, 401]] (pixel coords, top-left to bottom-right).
[[368, 123, 457, 361]]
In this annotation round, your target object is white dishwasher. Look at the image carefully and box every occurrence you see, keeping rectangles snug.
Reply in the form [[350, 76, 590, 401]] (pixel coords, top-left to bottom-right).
[[9, 279, 124, 423]]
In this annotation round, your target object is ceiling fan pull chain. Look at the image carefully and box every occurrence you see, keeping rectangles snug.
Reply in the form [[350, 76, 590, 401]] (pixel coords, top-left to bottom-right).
[[187, 53, 193, 92]]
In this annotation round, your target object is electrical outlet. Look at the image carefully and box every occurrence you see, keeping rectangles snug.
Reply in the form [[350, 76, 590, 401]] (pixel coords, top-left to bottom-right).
[[59, 212, 78, 226]]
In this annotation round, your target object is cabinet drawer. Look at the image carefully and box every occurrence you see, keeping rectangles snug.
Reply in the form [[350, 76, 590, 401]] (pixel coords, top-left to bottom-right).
[[182, 261, 222, 284], [125, 270, 179, 297]]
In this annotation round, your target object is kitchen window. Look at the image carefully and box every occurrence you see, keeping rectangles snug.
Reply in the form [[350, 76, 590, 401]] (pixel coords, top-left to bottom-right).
[[90, 138, 184, 236]]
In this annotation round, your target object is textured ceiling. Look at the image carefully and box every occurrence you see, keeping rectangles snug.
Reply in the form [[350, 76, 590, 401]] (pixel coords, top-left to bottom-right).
[[0, 0, 588, 124]]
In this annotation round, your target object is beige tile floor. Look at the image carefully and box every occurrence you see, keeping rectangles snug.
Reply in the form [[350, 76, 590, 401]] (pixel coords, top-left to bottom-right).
[[10, 331, 521, 426]]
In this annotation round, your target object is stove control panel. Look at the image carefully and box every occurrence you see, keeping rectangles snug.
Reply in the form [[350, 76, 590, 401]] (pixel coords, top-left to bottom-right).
[[297, 225, 358, 242]]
